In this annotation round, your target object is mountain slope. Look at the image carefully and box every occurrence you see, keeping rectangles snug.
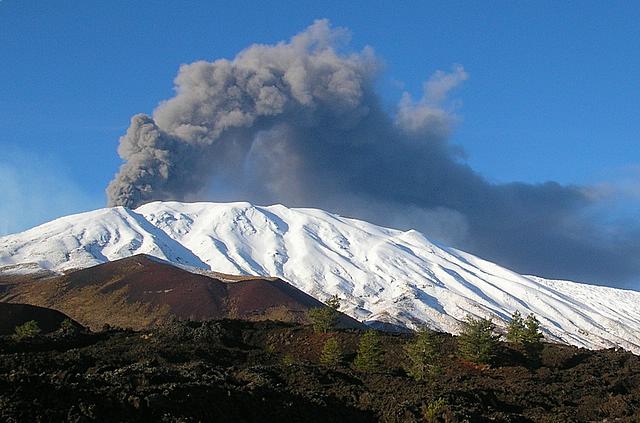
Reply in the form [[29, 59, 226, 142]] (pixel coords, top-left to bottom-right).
[[1, 255, 362, 331], [1, 201, 639, 352]]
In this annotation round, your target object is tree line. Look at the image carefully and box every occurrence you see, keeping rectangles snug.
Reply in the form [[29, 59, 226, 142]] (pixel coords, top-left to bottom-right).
[[307, 296, 545, 376]]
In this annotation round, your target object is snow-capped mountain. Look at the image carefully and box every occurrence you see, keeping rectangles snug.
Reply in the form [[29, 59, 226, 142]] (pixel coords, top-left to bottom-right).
[[1, 201, 639, 353]]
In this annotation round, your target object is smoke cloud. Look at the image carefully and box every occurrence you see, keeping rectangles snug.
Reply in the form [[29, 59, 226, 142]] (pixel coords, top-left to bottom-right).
[[107, 20, 640, 288]]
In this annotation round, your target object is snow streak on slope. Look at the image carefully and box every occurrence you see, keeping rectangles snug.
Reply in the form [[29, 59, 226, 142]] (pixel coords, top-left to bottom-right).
[[1, 201, 639, 353]]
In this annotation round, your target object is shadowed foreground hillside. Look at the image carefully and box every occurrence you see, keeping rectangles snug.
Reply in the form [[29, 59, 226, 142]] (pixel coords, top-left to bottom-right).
[[0, 319, 638, 422], [0, 303, 80, 335]]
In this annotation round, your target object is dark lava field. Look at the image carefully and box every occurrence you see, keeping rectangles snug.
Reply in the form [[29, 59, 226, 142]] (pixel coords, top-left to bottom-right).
[[0, 319, 639, 422]]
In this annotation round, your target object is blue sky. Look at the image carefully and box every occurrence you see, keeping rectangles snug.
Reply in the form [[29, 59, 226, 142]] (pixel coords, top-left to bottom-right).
[[1, 0, 639, 235]]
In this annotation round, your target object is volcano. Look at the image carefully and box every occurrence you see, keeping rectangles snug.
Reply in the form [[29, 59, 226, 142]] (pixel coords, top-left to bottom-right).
[[1, 201, 639, 351]]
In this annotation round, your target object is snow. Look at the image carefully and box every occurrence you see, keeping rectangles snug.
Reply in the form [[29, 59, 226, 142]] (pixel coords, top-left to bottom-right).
[[0, 262, 55, 276], [1, 200, 639, 353]]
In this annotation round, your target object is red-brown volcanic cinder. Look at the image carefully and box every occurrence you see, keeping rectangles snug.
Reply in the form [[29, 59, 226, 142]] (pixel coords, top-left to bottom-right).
[[0, 303, 78, 335], [0, 255, 363, 331], [63, 255, 229, 321]]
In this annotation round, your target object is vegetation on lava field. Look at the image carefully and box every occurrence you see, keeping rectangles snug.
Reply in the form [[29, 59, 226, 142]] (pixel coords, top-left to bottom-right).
[[0, 317, 639, 422]]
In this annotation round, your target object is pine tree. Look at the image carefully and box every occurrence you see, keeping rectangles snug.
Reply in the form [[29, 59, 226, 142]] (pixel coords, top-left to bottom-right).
[[325, 294, 341, 311], [457, 315, 500, 365], [320, 336, 343, 366], [307, 295, 341, 333], [354, 330, 384, 372], [522, 313, 544, 356], [404, 328, 442, 381], [506, 310, 526, 343], [506, 311, 544, 357]]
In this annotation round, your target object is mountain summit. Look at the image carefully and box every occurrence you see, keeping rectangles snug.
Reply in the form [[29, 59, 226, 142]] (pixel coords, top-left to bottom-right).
[[1, 201, 639, 352]]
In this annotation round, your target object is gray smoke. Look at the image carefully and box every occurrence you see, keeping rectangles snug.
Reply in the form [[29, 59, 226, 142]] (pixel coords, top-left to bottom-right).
[[107, 20, 640, 288]]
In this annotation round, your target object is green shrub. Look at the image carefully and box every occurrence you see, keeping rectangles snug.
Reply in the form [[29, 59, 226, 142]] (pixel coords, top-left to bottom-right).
[[320, 336, 343, 366], [282, 354, 296, 366], [457, 315, 500, 365], [58, 318, 80, 336], [156, 316, 192, 341], [192, 321, 223, 343], [308, 294, 341, 333], [13, 320, 41, 340], [421, 398, 455, 423], [404, 327, 442, 381], [354, 330, 384, 372]]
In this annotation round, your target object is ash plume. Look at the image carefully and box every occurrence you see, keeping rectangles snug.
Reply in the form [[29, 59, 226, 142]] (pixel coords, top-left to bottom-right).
[[107, 20, 640, 287]]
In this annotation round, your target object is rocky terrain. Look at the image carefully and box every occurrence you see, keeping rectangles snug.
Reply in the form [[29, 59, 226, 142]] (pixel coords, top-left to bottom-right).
[[0, 317, 638, 422]]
